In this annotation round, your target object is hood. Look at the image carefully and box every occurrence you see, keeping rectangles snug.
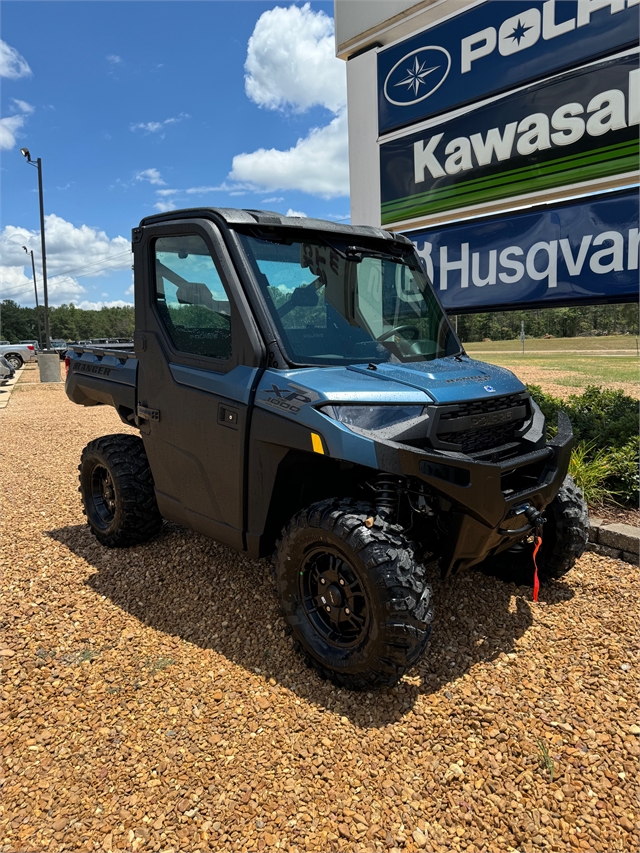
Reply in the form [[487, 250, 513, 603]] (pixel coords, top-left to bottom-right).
[[347, 356, 525, 404], [258, 355, 525, 411]]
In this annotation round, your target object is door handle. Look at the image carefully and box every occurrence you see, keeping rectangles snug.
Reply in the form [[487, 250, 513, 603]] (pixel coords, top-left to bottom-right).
[[218, 403, 238, 429], [137, 404, 160, 422]]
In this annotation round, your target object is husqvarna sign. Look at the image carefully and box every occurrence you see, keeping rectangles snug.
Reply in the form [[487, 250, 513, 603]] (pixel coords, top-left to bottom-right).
[[410, 189, 639, 312], [377, 0, 639, 134]]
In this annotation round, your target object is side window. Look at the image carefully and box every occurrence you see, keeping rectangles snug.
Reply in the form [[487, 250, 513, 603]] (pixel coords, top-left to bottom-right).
[[153, 234, 232, 361]]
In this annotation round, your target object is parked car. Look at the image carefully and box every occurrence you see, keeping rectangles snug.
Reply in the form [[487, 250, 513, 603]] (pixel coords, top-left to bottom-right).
[[0, 355, 16, 385], [19, 339, 41, 351], [0, 343, 37, 370], [49, 339, 70, 359]]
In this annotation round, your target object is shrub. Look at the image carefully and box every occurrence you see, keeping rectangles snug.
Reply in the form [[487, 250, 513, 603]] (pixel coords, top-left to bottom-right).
[[568, 443, 614, 506], [607, 437, 640, 506], [564, 385, 639, 449], [527, 384, 639, 506]]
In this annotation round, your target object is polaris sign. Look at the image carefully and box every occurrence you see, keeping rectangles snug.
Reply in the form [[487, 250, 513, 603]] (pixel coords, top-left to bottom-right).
[[380, 52, 638, 225], [407, 189, 639, 312], [377, 0, 639, 134]]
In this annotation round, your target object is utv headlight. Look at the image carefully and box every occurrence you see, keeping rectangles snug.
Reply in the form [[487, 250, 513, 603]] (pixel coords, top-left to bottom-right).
[[321, 404, 426, 431]]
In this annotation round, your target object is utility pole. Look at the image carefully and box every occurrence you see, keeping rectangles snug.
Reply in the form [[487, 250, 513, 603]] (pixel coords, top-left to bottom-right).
[[521, 320, 525, 355], [23, 246, 43, 347], [20, 149, 51, 350]]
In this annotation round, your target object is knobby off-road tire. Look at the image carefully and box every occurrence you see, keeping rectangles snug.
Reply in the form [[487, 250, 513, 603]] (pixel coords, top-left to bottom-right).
[[79, 433, 162, 547], [273, 499, 434, 690], [537, 475, 589, 580]]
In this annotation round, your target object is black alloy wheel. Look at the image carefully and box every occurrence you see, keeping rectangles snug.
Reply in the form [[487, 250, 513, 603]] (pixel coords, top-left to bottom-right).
[[300, 547, 369, 649], [89, 464, 117, 529], [79, 434, 163, 547], [274, 498, 434, 690]]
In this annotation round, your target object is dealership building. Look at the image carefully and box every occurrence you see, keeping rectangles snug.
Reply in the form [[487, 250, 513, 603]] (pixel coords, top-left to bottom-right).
[[334, 0, 639, 313]]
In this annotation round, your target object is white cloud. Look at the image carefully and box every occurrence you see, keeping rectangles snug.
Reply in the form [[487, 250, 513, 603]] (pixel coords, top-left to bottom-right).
[[0, 215, 130, 306], [0, 40, 31, 79], [0, 115, 26, 151], [262, 197, 284, 203], [106, 55, 123, 65], [153, 201, 177, 212], [230, 110, 348, 199], [130, 113, 190, 134], [245, 3, 345, 114], [0, 97, 35, 150], [185, 184, 232, 194], [76, 299, 133, 310], [286, 209, 307, 218], [135, 168, 165, 186], [11, 98, 34, 115], [156, 188, 179, 197], [230, 4, 348, 199]]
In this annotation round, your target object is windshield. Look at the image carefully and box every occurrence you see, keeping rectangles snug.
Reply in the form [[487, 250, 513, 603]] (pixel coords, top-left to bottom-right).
[[237, 232, 460, 365]]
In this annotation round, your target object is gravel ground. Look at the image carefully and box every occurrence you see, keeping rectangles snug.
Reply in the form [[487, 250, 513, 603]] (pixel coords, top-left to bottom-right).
[[1, 377, 639, 853]]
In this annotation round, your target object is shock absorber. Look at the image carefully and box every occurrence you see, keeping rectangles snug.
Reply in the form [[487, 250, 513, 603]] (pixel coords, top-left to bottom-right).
[[374, 474, 399, 519]]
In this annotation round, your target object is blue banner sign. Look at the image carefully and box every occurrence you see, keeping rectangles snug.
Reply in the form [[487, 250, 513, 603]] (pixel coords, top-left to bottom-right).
[[378, 0, 639, 135], [406, 189, 639, 312], [380, 52, 638, 225]]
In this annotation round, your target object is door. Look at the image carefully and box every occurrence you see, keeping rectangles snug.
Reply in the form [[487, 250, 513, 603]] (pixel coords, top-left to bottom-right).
[[135, 222, 263, 550]]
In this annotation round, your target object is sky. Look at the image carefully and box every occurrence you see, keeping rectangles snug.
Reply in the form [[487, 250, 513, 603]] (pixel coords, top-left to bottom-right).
[[0, 1, 349, 309]]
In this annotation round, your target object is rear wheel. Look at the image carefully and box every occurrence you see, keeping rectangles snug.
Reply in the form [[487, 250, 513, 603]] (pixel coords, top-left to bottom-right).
[[274, 499, 433, 690], [6, 354, 23, 370], [79, 434, 162, 547]]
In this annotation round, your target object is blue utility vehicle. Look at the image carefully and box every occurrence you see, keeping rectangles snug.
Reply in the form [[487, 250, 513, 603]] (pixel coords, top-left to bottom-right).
[[66, 209, 588, 689]]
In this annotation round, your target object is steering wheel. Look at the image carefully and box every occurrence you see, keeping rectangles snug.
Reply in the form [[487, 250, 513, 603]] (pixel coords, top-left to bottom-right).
[[377, 324, 421, 342]]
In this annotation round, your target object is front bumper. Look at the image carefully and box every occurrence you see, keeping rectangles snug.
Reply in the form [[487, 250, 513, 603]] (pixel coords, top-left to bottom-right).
[[375, 411, 574, 572]]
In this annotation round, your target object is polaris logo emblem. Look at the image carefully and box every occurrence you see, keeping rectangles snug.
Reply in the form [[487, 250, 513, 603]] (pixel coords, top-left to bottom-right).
[[384, 46, 451, 106], [484, 385, 496, 393]]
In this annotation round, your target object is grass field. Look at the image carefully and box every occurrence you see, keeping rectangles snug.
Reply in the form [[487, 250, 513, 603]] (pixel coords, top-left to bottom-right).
[[464, 336, 639, 397], [464, 334, 639, 353]]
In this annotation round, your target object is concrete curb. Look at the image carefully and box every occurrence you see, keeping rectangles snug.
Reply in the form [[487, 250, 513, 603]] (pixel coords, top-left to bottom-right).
[[588, 517, 640, 565], [0, 367, 23, 410]]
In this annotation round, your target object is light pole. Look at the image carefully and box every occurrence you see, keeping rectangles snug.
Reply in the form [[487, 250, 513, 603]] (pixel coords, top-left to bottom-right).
[[22, 246, 43, 348], [20, 148, 51, 350]]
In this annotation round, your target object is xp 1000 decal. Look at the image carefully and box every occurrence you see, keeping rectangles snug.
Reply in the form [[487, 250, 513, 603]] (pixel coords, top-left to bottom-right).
[[377, 0, 638, 134], [380, 51, 638, 225]]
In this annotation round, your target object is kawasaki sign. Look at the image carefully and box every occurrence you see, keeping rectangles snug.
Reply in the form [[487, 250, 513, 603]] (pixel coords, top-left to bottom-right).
[[407, 189, 639, 312], [380, 51, 638, 226], [377, 0, 639, 134]]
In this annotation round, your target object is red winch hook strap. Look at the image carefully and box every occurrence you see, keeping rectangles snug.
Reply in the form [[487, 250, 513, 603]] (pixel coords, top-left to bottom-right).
[[532, 530, 542, 603]]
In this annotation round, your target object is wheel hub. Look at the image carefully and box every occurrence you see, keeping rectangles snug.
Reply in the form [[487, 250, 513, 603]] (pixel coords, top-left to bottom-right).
[[300, 548, 368, 648], [90, 465, 116, 526]]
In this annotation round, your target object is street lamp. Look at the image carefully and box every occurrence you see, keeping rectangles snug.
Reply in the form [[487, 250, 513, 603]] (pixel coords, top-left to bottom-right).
[[20, 148, 51, 350], [22, 246, 43, 348]]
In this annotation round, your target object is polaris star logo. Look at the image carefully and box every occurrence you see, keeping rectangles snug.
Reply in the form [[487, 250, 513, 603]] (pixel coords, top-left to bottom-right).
[[384, 46, 451, 107], [484, 385, 496, 393]]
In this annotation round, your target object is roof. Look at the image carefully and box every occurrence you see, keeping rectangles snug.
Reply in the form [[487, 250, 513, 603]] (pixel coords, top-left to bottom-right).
[[138, 207, 412, 245]]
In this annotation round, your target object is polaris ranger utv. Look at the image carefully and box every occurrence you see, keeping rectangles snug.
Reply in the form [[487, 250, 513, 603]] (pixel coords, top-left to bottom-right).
[[66, 208, 588, 690]]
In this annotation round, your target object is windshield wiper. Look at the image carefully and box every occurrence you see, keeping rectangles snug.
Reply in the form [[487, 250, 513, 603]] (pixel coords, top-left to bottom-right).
[[317, 236, 407, 264]]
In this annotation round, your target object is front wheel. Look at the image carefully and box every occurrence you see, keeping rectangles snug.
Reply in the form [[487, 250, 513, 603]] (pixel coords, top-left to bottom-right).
[[274, 499, 434, 690], [79, 434, 163, 547], [537, 475, 589, 579]]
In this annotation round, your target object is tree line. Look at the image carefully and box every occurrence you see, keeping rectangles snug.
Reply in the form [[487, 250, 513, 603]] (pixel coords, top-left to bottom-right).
[[455, 303, 638, 341], [0, 301, 135, 343], [0, 298, 637, 344]]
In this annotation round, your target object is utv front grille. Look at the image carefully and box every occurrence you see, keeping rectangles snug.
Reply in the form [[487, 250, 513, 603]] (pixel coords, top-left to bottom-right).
[[434, 393, 530, 454]]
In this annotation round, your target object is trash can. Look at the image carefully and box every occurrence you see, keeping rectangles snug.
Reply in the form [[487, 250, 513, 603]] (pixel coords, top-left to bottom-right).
[[37, 351, 62, 383]]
